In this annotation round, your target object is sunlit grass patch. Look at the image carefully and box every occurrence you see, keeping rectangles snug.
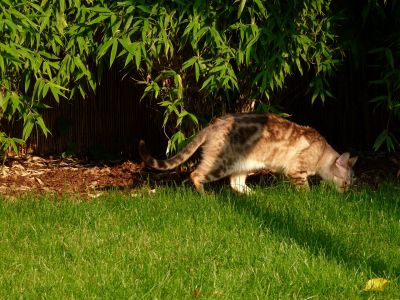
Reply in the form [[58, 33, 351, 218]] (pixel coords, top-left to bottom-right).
[[0, 183, 399, 298]]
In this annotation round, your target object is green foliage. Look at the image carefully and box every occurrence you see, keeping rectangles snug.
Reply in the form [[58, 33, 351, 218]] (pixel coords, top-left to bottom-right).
[[0, 0, 95, 157], [369, 2, 400, 151], [339, 0, 400, 151], [1, 0, 397, 154], [369, 42, 400, 151], [0, 0, 341, 156]]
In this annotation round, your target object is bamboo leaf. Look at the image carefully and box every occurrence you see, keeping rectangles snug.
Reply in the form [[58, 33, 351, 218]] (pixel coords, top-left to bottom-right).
[[385, 48, 394, 69], [110, 39, 118, 67], [295, 57, 303, 75], [59, 0, 65, 12], [124, 53, 133, 67], [74, 56, 90, 76], [373, 130, 388, 152], [48, 82, 68, 102], [119, 38, 134, 54], [22, 119, 35, 141], [87, 6, 112, 13], [50, 85, 60, 102], [0, 93, 9, 112], [39, 10, 51, 33], [237, 0, 247, 18], [0, 56, 4, 73], [137, 5, 152, 14], [36, 115, 50, 137], [126, 6, 135, 14], [201, 75, 215, 90], [112, 20, 122, 36], [194, 62, 200, 82], [124, 15, 133, 32], [254, 0, 266, 16], [9, 139, 19, 155], [87, 14, 110, 26], [134, 44, 142, 70], [42, 82, 50, 98], [96, 39, 114, 61], [182, 57, 197, 70]]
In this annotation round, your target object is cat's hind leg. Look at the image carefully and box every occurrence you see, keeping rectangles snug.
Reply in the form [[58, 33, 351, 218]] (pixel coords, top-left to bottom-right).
[[191, 156, 234, 192], [190, 170, 205, 193], [230, 173, 252, 194], [190, 161, 215, 193]]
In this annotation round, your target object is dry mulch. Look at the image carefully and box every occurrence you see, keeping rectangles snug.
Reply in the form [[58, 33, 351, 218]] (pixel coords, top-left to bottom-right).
[[0, 152, 399, 198], [0, 155, 186, 198]]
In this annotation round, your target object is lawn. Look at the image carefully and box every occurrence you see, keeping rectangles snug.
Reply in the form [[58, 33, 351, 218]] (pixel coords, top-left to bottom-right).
[[0, 183, 399, 299]]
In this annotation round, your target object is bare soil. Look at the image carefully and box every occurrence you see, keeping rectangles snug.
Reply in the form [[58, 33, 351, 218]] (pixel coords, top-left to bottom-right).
[[0, 155, 185, 199], [0, 152, 399, 198]]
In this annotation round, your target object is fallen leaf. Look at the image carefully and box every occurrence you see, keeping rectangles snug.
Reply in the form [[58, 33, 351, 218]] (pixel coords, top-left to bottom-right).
[[1, 167, 9, 177], [35, 177, 44, 185], [363, 278, 390, 292]]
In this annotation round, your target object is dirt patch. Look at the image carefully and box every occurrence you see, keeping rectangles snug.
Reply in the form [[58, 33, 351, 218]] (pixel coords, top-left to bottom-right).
[[0, 152, 399, 198], [0, 155, 187, 198], [354, 151, 400, 188]]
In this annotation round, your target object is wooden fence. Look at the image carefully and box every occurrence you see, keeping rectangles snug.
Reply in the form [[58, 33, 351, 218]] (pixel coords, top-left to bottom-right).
[[25, 67, 167, 159], [7, 61, 397, 160]]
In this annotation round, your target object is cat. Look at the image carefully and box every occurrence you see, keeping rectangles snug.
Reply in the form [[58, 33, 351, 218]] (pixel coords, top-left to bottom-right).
[[139, 113, 358, 193]]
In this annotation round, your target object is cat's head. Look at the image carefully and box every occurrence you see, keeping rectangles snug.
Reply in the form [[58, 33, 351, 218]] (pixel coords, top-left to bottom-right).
[[331, 152, 358, 192]]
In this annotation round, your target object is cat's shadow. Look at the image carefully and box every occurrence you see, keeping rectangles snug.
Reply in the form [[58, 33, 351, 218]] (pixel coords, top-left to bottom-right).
[[216, 188, 390, 276]]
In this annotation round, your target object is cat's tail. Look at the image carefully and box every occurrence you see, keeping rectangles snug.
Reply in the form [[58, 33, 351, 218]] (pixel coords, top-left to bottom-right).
[[139, 130, 207, 170]]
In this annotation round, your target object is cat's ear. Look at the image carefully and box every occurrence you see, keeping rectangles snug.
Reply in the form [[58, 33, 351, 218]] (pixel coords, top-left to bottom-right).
[[348, 156, 358, 167], [336, 152, 350, 167]]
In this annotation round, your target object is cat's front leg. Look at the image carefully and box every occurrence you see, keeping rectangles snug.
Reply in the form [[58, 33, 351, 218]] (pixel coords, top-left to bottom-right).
[[287, 170, 310, 191], [230, 173, 252, 194]]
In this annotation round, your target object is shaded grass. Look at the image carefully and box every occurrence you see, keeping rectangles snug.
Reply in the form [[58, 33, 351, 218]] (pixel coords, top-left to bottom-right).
[[0, 183, 399, 299]]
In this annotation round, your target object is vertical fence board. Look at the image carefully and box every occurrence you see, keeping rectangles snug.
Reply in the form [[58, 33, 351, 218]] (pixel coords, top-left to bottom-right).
[[27, 68, 167, 159]]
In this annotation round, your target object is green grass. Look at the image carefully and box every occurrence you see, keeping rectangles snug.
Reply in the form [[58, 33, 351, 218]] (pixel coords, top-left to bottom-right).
[[0, 183, 399, 299]]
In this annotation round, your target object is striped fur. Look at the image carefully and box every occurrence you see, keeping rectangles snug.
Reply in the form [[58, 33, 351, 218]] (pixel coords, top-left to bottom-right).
[[139, 130, 207, 170], [139, 113, 358, 193]]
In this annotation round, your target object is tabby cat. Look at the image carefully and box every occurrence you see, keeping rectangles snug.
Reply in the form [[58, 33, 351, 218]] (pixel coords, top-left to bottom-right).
[[139, 113, 358, 193]]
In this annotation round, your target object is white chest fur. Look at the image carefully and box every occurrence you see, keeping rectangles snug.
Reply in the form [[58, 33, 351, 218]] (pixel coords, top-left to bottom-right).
[[232, 160, 266, 173]]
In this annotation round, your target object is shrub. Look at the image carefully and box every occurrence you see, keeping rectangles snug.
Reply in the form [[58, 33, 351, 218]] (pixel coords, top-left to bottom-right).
[[0, 0, 397, 156]]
